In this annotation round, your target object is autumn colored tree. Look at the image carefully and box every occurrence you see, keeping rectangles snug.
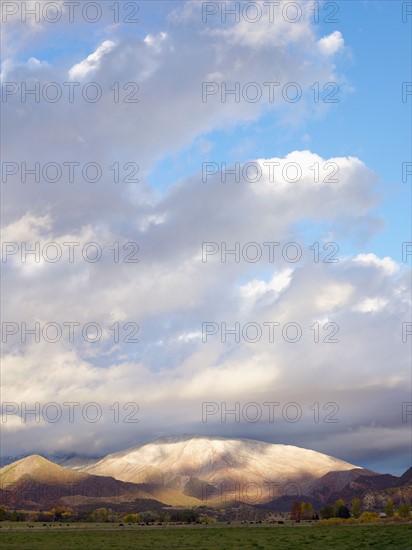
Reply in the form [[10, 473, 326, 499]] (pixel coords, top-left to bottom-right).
[[290, 501, 301, 521], [301, 502, 307, 519], [301, 502, 314, 520], [123, 513, 138, 523]]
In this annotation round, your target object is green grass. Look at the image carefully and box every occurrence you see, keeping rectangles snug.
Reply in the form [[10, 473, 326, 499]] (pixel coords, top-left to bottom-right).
[[0, 523, 411, 549]]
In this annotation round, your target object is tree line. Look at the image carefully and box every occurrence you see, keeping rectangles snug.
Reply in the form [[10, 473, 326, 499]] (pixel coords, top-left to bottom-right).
[[0, 498, 410, 524], [290, 498, 411, 522], [0, 505, 201, 524]]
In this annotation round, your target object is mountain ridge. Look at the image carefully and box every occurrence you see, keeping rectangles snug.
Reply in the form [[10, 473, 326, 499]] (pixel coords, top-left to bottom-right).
[[81, 435, 361, 504], [1, 436, 409, 511]]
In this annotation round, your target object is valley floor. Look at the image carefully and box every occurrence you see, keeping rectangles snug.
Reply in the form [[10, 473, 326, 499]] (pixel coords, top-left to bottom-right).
[[0, 522, 411, 549]]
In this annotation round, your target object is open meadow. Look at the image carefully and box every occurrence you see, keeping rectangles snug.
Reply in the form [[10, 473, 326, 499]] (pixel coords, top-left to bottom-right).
[[0, 522, 411, 550]]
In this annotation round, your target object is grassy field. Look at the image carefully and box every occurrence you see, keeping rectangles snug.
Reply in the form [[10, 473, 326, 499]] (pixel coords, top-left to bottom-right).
[[0, 523, 411, 549]]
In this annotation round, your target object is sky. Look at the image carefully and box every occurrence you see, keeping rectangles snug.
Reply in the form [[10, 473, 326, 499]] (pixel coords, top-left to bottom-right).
[[1, 0, 411, 475]]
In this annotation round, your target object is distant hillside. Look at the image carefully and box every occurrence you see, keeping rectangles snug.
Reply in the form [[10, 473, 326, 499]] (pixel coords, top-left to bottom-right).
[[394, 467, 412, 487], [0, 453, 102, 469], [0, 455, 87, 485], [0, 455, 165, 510]]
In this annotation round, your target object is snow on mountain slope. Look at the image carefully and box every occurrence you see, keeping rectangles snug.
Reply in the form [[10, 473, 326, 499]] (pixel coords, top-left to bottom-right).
[[83, 435, 361, 503]]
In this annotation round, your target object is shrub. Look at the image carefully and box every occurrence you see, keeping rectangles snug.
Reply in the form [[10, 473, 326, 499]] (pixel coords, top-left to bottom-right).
[[359, 512, 379, 523], [123, 513, 138, 523]]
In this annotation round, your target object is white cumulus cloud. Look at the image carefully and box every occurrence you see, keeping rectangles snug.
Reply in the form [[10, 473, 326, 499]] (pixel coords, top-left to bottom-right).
[[69, 40, 116, 80], [318, 30, 344, 55]]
